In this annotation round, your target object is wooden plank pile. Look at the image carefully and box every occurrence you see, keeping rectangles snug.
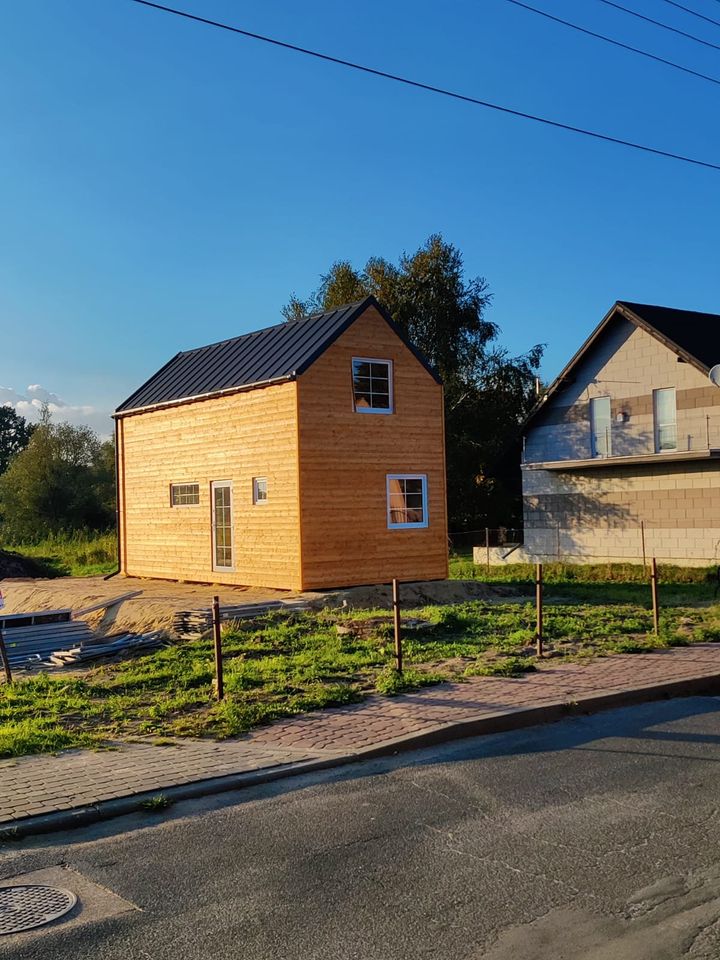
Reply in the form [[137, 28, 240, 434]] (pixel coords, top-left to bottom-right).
[[0, 610, 94, 668], [0, 599, 167, 671], [172, 599, 311, 639], [45, 630, 166, 667]]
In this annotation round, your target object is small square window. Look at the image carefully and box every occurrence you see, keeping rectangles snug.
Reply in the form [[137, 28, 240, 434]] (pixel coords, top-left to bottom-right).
[[352, 358, 393, 414], [386, 474, 428, 528], [170, 483, 200, 506], [253, 477, 268, 504]]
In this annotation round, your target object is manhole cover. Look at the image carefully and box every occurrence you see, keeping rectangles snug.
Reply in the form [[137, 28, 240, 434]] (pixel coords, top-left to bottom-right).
[[0, 885, 77, 935]]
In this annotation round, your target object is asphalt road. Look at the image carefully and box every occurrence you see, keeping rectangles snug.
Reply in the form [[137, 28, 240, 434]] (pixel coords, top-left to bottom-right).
[[4, 697, 720, 959]]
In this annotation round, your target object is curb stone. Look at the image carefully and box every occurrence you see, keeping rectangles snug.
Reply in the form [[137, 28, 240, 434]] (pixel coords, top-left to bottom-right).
[[3, 669, 720, 840]]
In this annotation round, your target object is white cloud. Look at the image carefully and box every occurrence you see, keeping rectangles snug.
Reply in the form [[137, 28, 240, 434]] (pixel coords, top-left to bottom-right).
[[1, 384, 113, 437]]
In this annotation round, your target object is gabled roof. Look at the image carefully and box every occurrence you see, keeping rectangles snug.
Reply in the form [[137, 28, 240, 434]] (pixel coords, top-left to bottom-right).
[[617, 301, 720, 370], [115, 295, 441, 415], [526, 300, 720, 427]]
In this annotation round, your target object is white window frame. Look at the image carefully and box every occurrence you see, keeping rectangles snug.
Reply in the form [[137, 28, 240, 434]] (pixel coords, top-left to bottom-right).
[[253, 477, 268, 505], [653, 387, 677, 452], [351, 357, 394, 415], [589, 396, 612, 458], [170, 482, 200, 507], [211, 480, 234, 572], [386, 474, 428, 529]]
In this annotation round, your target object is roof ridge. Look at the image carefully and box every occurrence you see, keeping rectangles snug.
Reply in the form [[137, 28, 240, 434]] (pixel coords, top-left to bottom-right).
[[618, 300, 720, 320], [177, 298, 372, 356]]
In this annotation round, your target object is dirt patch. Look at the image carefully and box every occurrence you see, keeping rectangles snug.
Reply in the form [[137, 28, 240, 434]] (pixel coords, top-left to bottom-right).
[[0, 576, 298, 636], [327, 579, 520, 609], [0, 575, 517, 637]]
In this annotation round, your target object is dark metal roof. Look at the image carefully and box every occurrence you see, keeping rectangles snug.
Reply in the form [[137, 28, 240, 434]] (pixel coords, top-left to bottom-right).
[[116, 295, 441, 414], [617, 301, 720, 371]]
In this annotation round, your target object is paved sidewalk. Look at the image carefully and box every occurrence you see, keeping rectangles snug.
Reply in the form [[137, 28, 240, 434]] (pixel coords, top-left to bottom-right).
[[3, 644, 720, 835]]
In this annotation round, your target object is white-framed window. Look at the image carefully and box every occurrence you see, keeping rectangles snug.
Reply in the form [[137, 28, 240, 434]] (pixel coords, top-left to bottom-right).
[[352, 358, 393, 414], [654, 387, 677, 452], [170, 482, 200, 506], [253, 477, 268, 504], [387, 474, 428, 529], [589, 397, 612, 458]]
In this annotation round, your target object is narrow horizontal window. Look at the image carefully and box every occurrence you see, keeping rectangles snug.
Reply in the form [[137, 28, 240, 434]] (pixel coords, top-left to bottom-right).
[[387, 474, 428, 529], [352, 358, 393, 414], [253, 477, 268, 504], [170, 482, 200, 506]]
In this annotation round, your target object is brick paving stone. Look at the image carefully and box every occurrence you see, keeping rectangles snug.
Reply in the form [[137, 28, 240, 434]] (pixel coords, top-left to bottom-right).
[[2, 645, 720, 827]]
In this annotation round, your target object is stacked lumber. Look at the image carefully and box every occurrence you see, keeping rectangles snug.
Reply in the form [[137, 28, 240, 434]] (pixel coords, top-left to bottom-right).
[[0, 601, 165, 671], [45, 630, 166, 666], [172, 599, 311, 639], [1, 618, 95, 668]]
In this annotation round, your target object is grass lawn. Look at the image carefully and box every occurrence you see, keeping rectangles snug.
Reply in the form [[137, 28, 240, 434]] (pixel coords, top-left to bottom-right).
[[3, 596, 720, 759]]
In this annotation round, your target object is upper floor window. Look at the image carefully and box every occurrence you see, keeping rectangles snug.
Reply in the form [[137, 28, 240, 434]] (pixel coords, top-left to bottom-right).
[[352, 358, 393, 414], [654, 387, 677, 452], [387, 474, 428, 528], [170, 482, 200, 506], [253, 477, 268, 504], [590, 397, 611, 458]]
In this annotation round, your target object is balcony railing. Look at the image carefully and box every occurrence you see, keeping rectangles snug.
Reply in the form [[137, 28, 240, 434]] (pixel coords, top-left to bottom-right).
[[523, 410, 720, 466]]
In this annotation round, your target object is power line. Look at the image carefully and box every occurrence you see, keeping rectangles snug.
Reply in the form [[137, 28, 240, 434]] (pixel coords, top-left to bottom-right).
[[659, 0, 720, 30], [127, 0, 720, 172], [504, 0, 720, 88], [595, 0, 720, 53]]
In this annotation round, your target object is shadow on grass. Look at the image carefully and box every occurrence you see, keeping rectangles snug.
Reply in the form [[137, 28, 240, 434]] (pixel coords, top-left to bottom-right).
[[0, 549, 66, 579]]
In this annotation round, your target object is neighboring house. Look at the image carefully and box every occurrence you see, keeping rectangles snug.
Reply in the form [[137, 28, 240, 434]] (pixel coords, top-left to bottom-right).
[[517, 301, 720, 565], [113, 296, 448, 590]]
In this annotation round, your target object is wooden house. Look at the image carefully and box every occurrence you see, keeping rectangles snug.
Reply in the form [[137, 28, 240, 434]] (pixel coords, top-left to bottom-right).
[[114, 296, 448, 590]]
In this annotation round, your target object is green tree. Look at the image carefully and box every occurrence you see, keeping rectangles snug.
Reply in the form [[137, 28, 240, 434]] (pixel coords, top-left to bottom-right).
[[0, 408, 115, 542], [284, 235, 543, 529], [0, 406, 35, 475]]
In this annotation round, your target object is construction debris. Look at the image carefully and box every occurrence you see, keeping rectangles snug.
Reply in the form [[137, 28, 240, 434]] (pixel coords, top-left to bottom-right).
[[44, 630, 166, 667], [0, 610, 93, 667], [0, 605, 167, 672], [72, 590, 144, 619], [172, 599, 311, 639]]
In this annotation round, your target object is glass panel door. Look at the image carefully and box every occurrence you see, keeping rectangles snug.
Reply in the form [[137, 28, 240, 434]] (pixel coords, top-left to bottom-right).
[[211, 481, 233, 570], [590, 397, 611, 457], [654, 388, 677, 451]]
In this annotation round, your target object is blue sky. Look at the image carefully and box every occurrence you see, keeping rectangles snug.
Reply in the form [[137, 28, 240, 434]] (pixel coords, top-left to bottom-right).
[[2, 0, 719, 432]]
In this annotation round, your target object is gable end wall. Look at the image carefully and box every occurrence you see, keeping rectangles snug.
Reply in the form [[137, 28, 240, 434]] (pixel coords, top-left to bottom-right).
[[296, 305, 448, 588]]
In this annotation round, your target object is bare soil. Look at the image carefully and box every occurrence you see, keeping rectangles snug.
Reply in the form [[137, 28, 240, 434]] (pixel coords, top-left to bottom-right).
[[0, 575, 516, 636]]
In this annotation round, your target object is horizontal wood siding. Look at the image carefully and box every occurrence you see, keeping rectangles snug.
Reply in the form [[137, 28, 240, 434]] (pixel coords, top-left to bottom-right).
[[119, 383, 302, 589], [297, 305, 448, 589]]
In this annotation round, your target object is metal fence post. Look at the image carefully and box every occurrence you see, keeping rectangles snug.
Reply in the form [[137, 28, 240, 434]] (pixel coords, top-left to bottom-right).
[[640, 520, 646, 569], [212, 595, 224, 700], [485, 527, 491, 572], [535, 563, 543, 657], [0, 630, 12, 684], [392, 578, 403, 674], [650, 559, 660, 636]]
